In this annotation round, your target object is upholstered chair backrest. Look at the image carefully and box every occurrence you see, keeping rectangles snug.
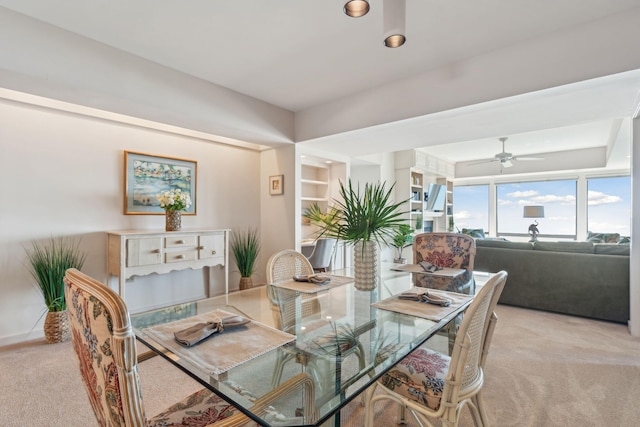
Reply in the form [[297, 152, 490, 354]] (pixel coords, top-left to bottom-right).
[[64, 268, 146, 426], [306, 238, 337, 271], [413, 232, 476, 271]]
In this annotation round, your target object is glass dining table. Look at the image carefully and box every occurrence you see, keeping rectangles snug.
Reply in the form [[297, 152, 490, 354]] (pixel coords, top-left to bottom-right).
[[131, 266, 490, 426]]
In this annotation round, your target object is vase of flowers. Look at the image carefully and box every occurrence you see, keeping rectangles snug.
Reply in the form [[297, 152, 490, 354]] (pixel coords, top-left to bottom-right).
[[156, 189, 192, 231]]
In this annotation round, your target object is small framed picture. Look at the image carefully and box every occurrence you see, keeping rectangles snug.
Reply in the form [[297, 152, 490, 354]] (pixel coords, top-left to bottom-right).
[[269, 174, 284, 195], [124, 151, 197, 215]]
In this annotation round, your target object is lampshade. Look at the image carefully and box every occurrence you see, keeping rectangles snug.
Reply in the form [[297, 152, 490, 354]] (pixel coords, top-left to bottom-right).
[[383, 0, 406, 48], [523, 205, 545, 218], [344, 0, 370, 17]]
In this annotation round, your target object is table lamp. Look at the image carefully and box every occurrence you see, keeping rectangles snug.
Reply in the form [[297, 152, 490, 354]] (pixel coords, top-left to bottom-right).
[[523, 205, 545, 242]]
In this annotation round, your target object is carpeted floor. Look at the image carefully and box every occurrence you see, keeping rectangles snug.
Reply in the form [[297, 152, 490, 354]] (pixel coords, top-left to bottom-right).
[[1, 304, 639, 426]]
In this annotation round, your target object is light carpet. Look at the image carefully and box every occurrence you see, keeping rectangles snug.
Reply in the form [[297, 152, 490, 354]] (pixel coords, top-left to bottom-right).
[[1, 304, 639, 427]]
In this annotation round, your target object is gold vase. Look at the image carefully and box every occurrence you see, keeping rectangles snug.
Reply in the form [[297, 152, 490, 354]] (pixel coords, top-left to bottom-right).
[[44, 310, 70, 344], [165, 210, 182, 231]]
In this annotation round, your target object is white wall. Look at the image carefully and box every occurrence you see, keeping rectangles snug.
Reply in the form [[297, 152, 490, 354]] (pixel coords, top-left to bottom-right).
[[0, 99, 262, 345], [630, 117, 640, 336]]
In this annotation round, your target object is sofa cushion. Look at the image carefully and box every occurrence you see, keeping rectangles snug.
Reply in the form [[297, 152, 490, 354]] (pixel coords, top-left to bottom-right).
[[593, 243, 630, 256], [586, 232, 621, 243], [475, 240, 533, 250], [533, 241, 594, 253], [461, 228, 485, 239]]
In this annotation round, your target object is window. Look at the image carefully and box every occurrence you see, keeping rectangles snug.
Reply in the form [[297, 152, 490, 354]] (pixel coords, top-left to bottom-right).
[[452, 185, 489, 233], [497, 180, 576, 238], [587, 176, 631, 238]]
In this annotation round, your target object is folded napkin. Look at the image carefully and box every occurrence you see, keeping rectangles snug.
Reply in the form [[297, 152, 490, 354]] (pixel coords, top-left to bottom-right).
[[292, 274, 332, 285], [398, 290, 452, 307], [174, 315, 251, 347], [419, 261, 443, 273]]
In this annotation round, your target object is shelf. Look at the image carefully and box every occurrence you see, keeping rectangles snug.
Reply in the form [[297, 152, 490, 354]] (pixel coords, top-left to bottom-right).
[[301, 197, 329, 202], [301, 179, 328, 185]]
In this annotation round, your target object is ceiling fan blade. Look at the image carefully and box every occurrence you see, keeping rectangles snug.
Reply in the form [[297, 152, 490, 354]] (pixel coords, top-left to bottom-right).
[[468, 158, 500, 166], [513, 156, 544, 161]]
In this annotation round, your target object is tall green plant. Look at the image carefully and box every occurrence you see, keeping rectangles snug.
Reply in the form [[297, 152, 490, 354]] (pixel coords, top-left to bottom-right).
[[304, 179, 407, 246], [26, 236, 87, 312], [230, 228, 261, 277]]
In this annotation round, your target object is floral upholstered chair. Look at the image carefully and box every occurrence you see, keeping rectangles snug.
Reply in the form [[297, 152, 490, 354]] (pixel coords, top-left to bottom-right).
[[64, 268, 316, 426], [364, 271, 508, 427], [412, 232, 477, 294]]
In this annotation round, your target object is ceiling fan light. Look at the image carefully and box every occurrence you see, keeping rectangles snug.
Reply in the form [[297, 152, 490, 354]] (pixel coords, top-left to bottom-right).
[[502, 159, 513, 168], [344, 0, 370, 17], [383, 0, 406, 48]]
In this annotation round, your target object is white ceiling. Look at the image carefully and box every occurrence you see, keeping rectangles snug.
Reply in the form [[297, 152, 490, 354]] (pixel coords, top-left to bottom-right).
[[2, 0, 640, 176]]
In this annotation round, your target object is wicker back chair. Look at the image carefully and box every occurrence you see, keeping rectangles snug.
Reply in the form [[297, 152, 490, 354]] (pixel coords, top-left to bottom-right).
[[64, 268, 250, 426], [267, 249, 314, 283], [413, 232, 477, 294], [365, 270, 508, 427], [265, 250, 366, 392]]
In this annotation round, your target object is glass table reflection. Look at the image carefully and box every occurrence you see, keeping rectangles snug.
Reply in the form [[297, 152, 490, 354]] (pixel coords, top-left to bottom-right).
[[131, 266, 486, 426]]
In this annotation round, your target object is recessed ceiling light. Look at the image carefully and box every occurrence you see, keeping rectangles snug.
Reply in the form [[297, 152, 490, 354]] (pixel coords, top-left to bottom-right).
[[344, 0, 370, 18]]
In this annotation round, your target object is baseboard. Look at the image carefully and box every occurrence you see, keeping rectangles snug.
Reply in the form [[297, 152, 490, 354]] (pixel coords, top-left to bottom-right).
[[0, 329, 45, 348]]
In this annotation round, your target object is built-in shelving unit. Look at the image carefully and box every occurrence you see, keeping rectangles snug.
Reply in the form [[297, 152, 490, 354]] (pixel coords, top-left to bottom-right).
[[395, 150, 455, 234], [300, 162, 330, 227]]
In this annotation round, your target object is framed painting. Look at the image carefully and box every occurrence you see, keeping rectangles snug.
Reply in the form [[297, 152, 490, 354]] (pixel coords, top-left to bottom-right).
[[269, 174, 284, 195], [124, 151, 197, 215]]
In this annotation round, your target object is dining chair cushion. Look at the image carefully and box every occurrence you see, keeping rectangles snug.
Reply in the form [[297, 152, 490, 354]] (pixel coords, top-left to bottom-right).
[[379, 347, 450, 411], [148, 388, 240, 426]]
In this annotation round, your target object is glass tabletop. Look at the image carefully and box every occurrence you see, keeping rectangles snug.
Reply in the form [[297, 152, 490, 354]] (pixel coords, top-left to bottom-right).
[[131, 267, 482, 426]]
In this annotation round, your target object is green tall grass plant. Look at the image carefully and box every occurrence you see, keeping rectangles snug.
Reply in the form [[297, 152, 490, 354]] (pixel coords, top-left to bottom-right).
[[230, 228, 261, 277], [26, 236, 87, 312]]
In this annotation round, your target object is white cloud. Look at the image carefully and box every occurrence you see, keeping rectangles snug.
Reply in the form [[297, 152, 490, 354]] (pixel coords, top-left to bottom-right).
[[507, 190, 538, 198], [453, 210, 471, 220], [588, 190, 622, 206], [497, 199, 513, 206]]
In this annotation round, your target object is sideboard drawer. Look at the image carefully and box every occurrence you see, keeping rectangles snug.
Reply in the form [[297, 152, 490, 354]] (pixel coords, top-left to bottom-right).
[[126, 238, 162, 267], [165, 250, 197, 263], [198, 233, 225, 260], [165, 235, 198, 248]]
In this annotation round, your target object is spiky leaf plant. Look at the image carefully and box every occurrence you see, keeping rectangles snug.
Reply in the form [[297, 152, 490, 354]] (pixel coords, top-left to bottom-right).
[[230, 228, 261, 277], [304, 179, 407, 247], [26, 236, 87, 312]]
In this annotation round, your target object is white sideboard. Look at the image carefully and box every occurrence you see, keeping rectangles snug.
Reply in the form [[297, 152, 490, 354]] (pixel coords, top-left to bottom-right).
[[106, 228, 230, 300]]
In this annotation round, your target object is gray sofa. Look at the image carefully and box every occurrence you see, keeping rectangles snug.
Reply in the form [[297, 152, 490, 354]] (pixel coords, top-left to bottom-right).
[[474, 240, 630, 323]]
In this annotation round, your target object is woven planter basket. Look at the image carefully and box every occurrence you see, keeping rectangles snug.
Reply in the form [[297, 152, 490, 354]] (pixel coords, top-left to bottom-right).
[[239, 277, 253, 290], [44, 310, 70, 344]]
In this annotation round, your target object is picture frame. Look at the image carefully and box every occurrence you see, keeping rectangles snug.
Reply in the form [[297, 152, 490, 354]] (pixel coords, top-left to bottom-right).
[[269, 174, 284, 195], [124, 151, 197, 215]]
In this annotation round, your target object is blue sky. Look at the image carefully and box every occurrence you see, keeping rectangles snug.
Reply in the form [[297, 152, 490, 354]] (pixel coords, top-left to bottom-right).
[[453, 177, 630, 237]]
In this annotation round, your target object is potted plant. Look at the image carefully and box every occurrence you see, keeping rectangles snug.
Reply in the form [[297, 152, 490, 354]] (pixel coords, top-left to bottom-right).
[[156, 188, 192, 231], [304, 179, 406, 290], [391, 224, 414, 264], [230, 228, 261, 290], [25, 236, 87, 343]]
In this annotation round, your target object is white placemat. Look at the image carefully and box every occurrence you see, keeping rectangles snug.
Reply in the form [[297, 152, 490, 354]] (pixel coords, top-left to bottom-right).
[[143, 309, 295, 375], [271, 274, 354, 294], [371, 288, 472, 321]]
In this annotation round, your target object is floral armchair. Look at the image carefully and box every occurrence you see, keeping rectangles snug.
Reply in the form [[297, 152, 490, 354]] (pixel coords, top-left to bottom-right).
[[412, 232, 477, 294], [64, 268, 254, 426]]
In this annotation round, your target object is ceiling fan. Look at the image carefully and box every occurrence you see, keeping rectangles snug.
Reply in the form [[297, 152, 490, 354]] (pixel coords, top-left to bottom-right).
[[472, 137, 543, 168]]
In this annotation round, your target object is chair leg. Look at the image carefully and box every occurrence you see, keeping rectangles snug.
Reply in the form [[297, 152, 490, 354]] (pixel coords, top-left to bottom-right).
[[471, 391, 488, 427]]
